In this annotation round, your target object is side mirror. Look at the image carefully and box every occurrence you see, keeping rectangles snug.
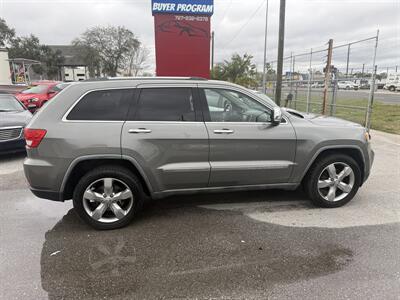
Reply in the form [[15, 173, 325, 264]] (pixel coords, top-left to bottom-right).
[[272, 107, 282, 125]]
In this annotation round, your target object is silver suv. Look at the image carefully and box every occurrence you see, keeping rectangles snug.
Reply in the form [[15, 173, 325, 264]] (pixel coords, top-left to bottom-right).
[[23, 78, 374, 229]]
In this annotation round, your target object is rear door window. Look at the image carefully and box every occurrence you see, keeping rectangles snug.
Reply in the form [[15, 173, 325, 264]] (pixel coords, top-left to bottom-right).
[[67, 89, 133, 121], [133, 88, 195, 122]]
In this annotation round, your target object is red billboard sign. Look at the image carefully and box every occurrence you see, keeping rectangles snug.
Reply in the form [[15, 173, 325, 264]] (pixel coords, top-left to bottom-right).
[[153, 2, 212, 78]]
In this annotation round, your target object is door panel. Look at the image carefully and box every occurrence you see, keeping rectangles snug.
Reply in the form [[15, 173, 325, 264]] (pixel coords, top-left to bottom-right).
[[122, 122, 210, 191], [199, 87, 296, 187], [206, 122, 296, 186], [121, 85, 209, 193]]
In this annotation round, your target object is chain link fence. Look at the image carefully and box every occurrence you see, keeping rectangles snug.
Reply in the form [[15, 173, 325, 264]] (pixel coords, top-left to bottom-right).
[[261, 33, 380, 129]]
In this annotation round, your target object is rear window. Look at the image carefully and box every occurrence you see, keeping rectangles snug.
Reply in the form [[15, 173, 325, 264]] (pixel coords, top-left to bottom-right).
[[133, 88, 195, 122], [67, 89, 133, 121]]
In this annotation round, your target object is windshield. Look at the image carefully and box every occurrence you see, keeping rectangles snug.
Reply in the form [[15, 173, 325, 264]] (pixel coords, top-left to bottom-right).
[[55, 83, 69, 90], [50, 83, 68, 93], [251, 91, 278, 108], [0, 96, 25, 112], [21, 84, 49, 94]]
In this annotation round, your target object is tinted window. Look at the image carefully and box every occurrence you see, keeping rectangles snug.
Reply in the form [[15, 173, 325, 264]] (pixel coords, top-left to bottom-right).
[[67, 89, 132, 121], [135, 88, 195, 121], [204, 88, 271, 123]]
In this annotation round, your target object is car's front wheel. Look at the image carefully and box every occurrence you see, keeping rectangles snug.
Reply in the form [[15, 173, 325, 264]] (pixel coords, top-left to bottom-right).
[[73, 166, 144, 230], [304, 154, 361, 208]]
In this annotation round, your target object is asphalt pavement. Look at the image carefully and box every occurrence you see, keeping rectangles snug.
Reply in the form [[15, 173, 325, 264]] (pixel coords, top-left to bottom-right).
[[0, 130, 399, 299]]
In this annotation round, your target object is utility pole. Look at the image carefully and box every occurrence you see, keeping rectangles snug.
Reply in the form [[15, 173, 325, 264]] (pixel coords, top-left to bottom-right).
[[262, 0, 269, 94], [289, 52, 293, 94], [346, 44, 351, 77], [365, 29, 379, 131], [275, 0, 286, 106], [361, 63, 365, 78], [306, 48, 313, 113], [292, 55, 296, 109], [322, 39, 333, 115], [211, 31, 215, 75]]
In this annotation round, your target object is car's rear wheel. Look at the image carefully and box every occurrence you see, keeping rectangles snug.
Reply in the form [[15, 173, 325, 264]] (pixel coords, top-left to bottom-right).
[[73, 166, 144, 230], [304, 154, 361, 208], [389, 86, 396, 92]]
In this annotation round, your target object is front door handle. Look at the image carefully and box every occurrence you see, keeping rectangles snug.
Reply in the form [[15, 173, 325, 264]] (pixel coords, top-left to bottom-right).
[[128, 128, 152, 134], [213, 129, 234, 134]]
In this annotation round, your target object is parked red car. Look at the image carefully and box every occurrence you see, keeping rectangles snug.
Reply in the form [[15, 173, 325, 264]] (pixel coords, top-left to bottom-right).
[[15, 81, 63, 112]]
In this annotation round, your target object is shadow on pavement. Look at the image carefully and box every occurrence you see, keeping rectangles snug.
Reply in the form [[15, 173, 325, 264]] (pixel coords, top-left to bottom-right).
[[0, 151, 26, 162], [41, 190, 353, 299]]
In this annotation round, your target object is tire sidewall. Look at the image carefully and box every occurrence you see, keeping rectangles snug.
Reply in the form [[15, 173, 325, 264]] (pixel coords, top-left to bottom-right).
[[307, 154, 361, 208], [73, 167, 143, 230]]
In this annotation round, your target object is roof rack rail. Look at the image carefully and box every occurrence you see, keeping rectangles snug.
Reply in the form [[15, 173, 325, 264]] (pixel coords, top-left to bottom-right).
[[189, 77, 208, 80], [83, 76, 209, 82]]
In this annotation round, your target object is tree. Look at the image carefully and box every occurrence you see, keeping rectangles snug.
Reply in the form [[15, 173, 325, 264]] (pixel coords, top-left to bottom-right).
[[211, 53, 258, 88], [8, 35, 45, 75], [8, 35, 42, 59], [73, 26, 140, 76], [265, 63, 276, 81], [124, 45, 150, 76], [8, 34, 65, 79], [41, 46, 65, 79], [72, 42, 102, 78], [353, 72, 371, 78], [0, 18, 15, 47]]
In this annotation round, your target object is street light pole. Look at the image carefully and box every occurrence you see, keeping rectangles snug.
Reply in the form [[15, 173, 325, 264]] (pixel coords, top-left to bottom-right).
[[262, 0, 269, 94]]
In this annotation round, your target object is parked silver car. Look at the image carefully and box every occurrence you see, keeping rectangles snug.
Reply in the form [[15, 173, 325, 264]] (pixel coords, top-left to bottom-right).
[[0, 94, 32, 154], [23, 78, 374, 229]]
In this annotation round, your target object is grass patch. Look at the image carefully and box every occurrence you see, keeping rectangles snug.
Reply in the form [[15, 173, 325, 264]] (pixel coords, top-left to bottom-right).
[[267, 93, 400, 134]]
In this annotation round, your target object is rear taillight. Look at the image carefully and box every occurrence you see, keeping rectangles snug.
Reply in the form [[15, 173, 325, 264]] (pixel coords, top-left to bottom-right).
[[24, 128, 47, 148]]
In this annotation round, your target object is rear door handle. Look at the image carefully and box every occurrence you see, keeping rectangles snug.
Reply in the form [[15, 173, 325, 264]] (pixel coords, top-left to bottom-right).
[[128, 128, 152, 134], [213, 129, 234, 134]]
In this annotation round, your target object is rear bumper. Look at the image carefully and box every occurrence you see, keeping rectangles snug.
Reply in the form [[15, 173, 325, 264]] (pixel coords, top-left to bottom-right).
[[30, 188, 63, 202], [23, 156, 69, 201]]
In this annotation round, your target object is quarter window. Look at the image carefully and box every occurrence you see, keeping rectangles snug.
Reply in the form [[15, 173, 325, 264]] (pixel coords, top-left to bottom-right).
[[134, 88, 195, 121], [67, 89, 132, 121], [203, 88, 271, 123]]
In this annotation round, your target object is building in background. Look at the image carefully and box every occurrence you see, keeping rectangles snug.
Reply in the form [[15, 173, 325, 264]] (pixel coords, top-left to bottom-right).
[[49, 45, 89, 81], [0, 49, 12, 85]]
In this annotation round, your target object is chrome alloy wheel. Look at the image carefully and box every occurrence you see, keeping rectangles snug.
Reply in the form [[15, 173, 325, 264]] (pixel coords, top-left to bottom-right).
[[82, 178, 134, 223], [317, 162, 355, 202]]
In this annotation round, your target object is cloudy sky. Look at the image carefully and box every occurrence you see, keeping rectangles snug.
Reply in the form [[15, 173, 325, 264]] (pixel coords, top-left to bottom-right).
[[1, 0, 399, 74]]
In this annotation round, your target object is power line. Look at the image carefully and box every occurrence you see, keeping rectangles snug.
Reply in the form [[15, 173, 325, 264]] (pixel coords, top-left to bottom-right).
[[265, 34, 378, 65], [214, 0, 233, 31], [222, 0, 265, 49]]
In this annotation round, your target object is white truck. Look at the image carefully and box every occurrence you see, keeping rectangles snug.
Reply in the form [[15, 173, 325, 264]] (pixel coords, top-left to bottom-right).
[[384, 72, 400, 91]]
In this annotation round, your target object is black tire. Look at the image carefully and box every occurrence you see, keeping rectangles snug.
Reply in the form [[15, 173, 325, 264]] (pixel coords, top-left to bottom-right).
[[73, 165, 144, 230], [389, 86, 396, 92], [304, 154, 361, 208]]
